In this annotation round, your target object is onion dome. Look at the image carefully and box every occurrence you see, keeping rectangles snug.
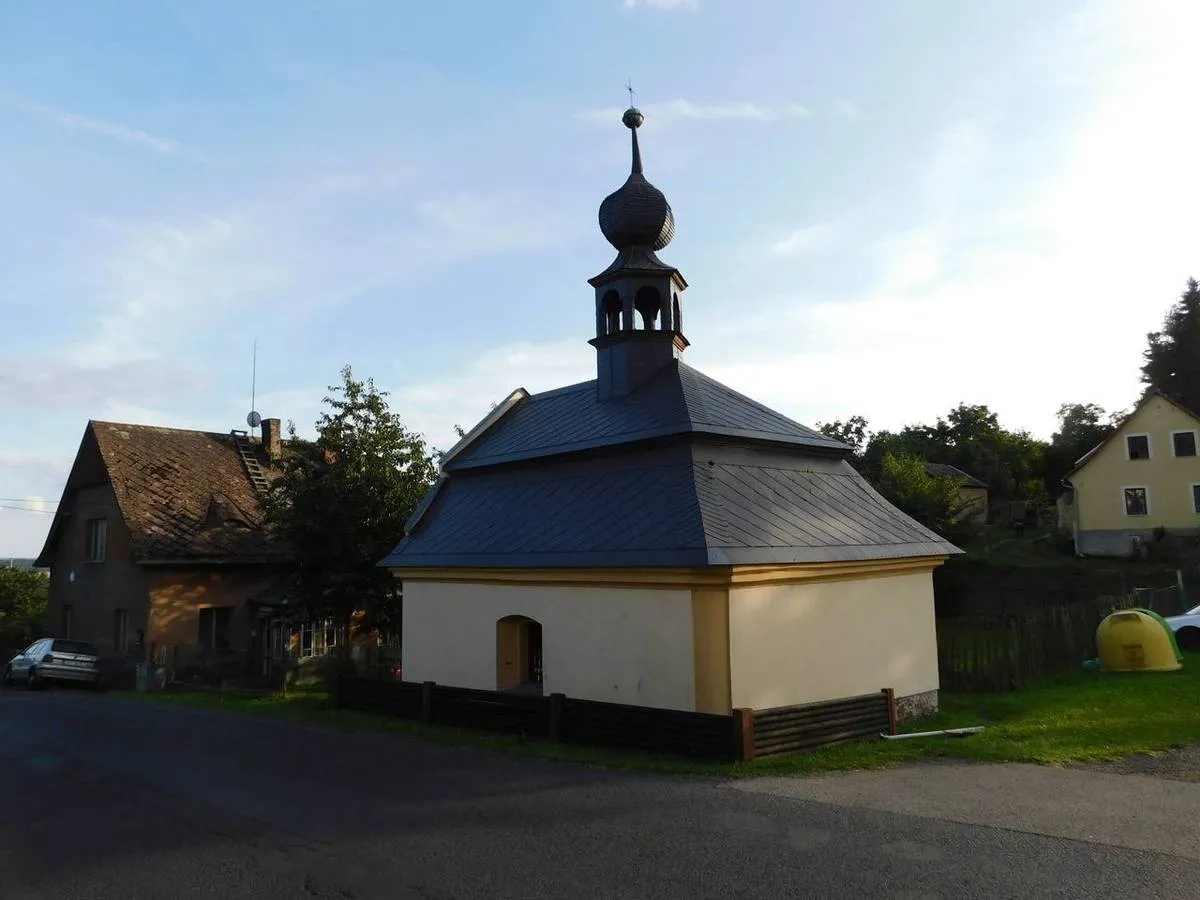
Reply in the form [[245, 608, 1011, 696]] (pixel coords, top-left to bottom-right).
[[597, 107, 676, 252]]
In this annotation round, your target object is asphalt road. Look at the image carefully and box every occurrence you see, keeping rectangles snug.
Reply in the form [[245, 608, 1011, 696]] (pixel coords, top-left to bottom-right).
[[1, 688, 1197, 900]]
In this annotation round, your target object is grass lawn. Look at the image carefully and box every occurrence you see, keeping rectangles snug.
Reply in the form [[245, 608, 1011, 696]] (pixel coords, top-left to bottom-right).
[[126, 654, 1200, 777]]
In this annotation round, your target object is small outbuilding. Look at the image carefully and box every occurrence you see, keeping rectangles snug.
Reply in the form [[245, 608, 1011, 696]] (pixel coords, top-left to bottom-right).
[[381, 108, 961, 719]]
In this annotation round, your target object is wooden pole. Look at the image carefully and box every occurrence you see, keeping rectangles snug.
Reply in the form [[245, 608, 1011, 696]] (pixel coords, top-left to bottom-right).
[[733, 708, 755, 762], [549, 692, 565, 742], [882, 688, 898, 736], [420, 680, 435, 723]]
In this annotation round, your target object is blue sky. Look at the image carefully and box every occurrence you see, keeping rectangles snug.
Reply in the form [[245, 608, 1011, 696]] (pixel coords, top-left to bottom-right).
[[1, 0, 1197, 556]]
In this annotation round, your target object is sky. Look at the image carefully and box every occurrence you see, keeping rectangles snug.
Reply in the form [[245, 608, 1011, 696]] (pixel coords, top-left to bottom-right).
[[1, 0, 1198, 557]]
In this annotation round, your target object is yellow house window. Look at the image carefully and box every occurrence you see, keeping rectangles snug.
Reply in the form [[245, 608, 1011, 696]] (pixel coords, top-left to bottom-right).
[[1172, 431, 1198, 457], [1125, 434, 1150, 460], [1192, 484, 1200, 514], [1123, 486, 1149, 517]]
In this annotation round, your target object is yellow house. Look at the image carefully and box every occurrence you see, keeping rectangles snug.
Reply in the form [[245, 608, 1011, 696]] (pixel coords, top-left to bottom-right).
[[1063, 390, 1200, 556], [380, 107, 960, 721]]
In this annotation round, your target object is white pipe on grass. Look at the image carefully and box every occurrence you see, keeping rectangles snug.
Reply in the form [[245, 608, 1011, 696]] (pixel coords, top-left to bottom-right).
[[880, 726, 985, 741]]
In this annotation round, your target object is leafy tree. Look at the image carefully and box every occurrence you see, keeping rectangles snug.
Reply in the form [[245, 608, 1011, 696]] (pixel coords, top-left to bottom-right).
[[1042, 402, 1121, 494], [1142, 278, 1200, 411], [875, 452, 976, 544], [816, 415, 870, 461], [264, 366, 436, 655], [0, 567, 48, 653], [858, 404, 1048, 502]]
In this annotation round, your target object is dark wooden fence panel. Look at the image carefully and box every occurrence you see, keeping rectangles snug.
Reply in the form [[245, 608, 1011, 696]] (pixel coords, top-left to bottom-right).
[[433, 686, 550, 735], [335, 677, 899, 762], [750, 692, 893, 759], [563, 697, 733, 760], [338, 676, 422, 717]]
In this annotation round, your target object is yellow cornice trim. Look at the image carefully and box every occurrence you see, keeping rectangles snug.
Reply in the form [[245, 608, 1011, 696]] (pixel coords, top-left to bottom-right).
[[390, 556, 947, 589]]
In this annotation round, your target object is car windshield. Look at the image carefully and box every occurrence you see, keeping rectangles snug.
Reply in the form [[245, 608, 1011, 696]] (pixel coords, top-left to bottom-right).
[[51, 640, 97, 656], [1187, 605, 1200, 617]]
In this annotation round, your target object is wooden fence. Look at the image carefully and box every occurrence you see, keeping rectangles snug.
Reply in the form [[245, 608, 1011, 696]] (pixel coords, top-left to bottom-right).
[[749, 691, 896, 760], [336, 676, 899, 762], [936, 591, 1187, 692]]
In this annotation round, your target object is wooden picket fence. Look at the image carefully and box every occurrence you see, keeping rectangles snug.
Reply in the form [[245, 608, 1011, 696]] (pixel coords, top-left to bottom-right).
[[937, 590, 1188, 692]]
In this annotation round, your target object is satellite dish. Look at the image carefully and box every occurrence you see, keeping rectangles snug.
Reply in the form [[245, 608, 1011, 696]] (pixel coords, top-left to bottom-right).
[[247, 411, 262, 428]]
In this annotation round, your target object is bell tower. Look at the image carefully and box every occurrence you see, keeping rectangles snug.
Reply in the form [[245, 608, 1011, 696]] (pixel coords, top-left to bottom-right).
[[588, 107, 689, 399]]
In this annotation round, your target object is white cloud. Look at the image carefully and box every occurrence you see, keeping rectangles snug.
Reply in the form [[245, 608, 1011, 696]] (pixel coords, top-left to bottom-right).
[[413, 192, 570, 257], [622, 0, 696, 9], [768, 223, 839, 257], [836, 99, 863, 119], [577, 99, 809, 126], [0, 95, 203, 159], [391, 340, 592, 452], [0, 357, 206, 411], [689, 1, 1200, 442], [66, 180, 569, 369]]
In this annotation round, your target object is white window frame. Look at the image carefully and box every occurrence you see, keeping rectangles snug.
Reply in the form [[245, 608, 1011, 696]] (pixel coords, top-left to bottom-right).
[[1171, 429, 1199, 458], [86, 518, 107, 562], [273, 618, 339, 660], [1191, 483, 1200, 515], [1122, 484, 1151, 517]]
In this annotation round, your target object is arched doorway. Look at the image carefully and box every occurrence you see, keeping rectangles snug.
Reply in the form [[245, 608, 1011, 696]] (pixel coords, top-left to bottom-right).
[[496, 615, 543, 693]]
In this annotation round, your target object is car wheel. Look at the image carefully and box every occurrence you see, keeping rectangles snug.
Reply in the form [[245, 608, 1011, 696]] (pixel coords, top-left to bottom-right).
[[1177, 628, 1200, 652]]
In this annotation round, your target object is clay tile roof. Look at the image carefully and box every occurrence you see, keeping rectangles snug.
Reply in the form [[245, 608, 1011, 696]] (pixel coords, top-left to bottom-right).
[[89, 421, 290, 563]]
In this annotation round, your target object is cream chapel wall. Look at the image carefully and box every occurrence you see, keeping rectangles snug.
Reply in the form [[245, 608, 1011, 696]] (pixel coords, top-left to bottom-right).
[[727, 571, 939, 710], [402, 581, 697, 711]]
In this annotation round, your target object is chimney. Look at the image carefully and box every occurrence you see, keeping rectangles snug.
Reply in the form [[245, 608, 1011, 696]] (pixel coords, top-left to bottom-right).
[[261, 418, 282, 460]]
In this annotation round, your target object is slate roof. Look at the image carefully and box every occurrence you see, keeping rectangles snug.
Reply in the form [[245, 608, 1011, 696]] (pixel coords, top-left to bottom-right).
[[922, 463, 987, 489], [445, 360, 847, 471], [36, 421, 290, 566], [383, 445, 959, 569]]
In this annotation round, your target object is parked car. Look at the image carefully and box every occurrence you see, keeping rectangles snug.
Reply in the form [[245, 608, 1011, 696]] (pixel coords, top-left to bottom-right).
[[1163, 606, 1200, 652], [2, 638, 102, 689]]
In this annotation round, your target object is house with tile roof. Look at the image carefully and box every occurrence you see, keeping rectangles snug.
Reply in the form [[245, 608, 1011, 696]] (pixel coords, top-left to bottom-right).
[[922, 462, 988, 523], [34, 418, 301, 674], [1059, 390, 1200, 556], [380, 108, 961, 719]]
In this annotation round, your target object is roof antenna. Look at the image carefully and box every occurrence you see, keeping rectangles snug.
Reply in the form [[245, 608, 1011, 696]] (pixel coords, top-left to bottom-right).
[[246, 339, 262, 435]]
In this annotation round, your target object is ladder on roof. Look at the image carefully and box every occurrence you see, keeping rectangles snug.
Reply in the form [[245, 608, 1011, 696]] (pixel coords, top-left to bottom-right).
[[232, 431, 271, 495]]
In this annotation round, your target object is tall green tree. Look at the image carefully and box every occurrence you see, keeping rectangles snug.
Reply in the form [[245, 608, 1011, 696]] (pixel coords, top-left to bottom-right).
[[815, 415, 870, 462], [875, 452, 976, 544], [858, 404, 1048, 502], [264, 366, 436, 652], [1042, 402, 1121, 494], [1142, 278, 1200, 410], [0, 566, 48, 653]]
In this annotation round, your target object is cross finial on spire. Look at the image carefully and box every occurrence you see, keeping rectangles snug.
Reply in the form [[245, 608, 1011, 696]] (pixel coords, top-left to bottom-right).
[[626, 78, 636, 108]]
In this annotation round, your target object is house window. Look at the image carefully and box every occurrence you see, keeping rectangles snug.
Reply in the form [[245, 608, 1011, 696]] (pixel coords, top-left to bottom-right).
[[296, 619, 338, 659], [86, 518, 107, 562], [1125, 435, 1150, 460], [198, 606, 234, 653], [61, 604, 73, 638], [1123, 486, 1149, 517], [1192, 484, 1200, 514], [113, 609, 129, 653], [1173, 431, 1197, 457]]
